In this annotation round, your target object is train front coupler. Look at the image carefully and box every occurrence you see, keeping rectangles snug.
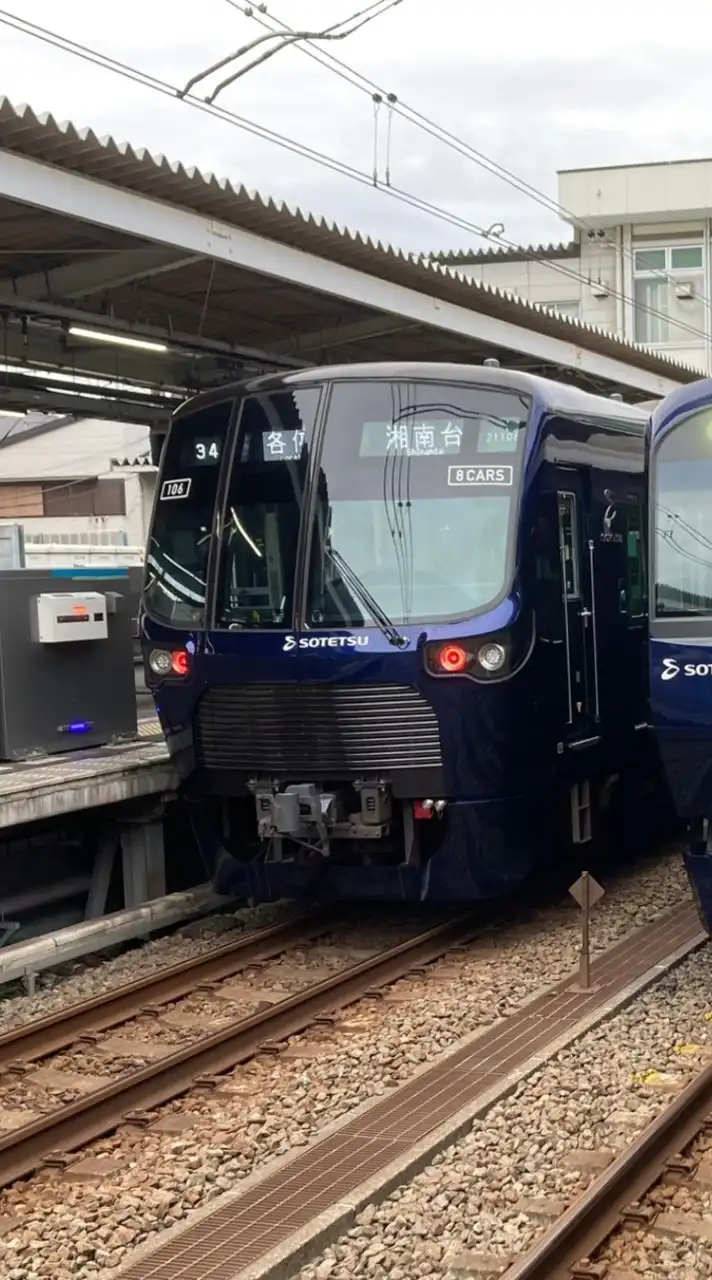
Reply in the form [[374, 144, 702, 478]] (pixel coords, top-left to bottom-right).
[[248, 779, 393, 857]]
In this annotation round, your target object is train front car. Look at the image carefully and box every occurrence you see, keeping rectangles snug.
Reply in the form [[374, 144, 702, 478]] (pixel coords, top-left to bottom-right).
[[649, 379, 712, 929], [142, 362, 650, 903]]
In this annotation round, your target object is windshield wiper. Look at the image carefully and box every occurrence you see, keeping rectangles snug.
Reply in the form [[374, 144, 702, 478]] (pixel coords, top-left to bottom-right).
[[329, 547, 409, 649]]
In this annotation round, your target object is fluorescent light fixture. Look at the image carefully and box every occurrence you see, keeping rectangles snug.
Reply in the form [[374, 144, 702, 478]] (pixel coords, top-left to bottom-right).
[[68, 326, 168, 354], [52, 389, 106, 402], [0, 409, 24, 418], [0, 361, 179, 399]]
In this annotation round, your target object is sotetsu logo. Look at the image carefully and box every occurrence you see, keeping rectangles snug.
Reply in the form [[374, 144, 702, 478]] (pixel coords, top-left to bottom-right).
[[660, 657, 712, 681], [601, 489, 623, 544], [282, 635, 369, 652]]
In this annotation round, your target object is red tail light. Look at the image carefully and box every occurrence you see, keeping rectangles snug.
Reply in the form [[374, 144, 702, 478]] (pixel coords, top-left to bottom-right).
[[171, 649, 190, 676], [437, 643, 469, 674]]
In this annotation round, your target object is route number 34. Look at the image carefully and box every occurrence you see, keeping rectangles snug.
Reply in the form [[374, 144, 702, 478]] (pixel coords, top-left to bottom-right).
[[195, 441, 220, 460]]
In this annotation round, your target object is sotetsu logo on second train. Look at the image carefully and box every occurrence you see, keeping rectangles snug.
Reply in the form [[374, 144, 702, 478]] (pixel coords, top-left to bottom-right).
[[282, 635, 370, 652], [661, 657, 712, 681]]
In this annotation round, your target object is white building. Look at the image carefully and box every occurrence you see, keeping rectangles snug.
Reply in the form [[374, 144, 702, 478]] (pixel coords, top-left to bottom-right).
[[0, 413, 156, 566], [435, 158, 712, 374]]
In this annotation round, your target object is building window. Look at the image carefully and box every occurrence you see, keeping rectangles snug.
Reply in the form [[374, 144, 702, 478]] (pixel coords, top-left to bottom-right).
[[42, 479, 126, 517], [0, 484, 44, 518], [549, 301, 580, 319], [0, 478, 126, 519], [633, 244, 704, 345]]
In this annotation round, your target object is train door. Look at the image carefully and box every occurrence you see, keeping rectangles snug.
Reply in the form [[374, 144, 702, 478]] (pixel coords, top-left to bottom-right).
[[612, 496, 648, 729], [583, 472, 648, 737], [557, 480, 598, 741]]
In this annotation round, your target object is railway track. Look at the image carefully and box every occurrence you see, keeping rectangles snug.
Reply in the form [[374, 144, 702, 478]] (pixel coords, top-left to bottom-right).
[[501, 1052, 712, 1279], [0, 909, 337, 1067], [0, 911, 481, 1190]]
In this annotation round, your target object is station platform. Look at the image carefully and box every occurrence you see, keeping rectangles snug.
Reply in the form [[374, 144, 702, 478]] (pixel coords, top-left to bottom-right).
[[0, 718, 177, 829]]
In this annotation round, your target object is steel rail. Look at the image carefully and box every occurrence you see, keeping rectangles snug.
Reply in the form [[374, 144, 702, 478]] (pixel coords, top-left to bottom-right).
[[0, 910, 339, 1068], [0, 911, 479, 1190], [501, 1054, 712, 1279]]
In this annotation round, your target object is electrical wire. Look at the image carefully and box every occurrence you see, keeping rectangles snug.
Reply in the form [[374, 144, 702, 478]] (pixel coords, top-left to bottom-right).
[[233, 0, 712, 311], [184, 1, 404, 102], [0, 9, 708, 350], [656, 527, 712, 574], [0, 8, 703, 347], [658, 503, 712, 554]]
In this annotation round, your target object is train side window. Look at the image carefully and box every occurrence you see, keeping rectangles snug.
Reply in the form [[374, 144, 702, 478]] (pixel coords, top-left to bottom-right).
[[557, 492, 579, 599], [144, 399, 233, 627], [626, 503, 647, 617]]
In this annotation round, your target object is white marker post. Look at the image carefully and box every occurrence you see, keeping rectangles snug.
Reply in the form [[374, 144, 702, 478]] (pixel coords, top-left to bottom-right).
[[568, 870, 605, 992]]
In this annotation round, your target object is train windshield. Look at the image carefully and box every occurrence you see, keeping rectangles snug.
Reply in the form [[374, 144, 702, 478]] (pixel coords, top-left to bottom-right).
[[215, 387, 322, 629], [305, 380, 529, 627], [654, 407, 712, 616]]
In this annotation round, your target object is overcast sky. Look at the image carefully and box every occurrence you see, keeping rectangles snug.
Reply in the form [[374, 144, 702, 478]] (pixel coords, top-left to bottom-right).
[[1, 0, 712, 254]]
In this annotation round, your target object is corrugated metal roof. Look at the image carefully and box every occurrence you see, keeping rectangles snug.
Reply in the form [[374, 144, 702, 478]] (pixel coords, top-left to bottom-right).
[[426, 241, 580, 266], [110, 454, 153, 468], [0, 98, 699, 383]]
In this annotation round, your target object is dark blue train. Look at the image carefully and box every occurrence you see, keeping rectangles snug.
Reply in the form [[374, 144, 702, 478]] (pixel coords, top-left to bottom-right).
[[649, 378, 712, 928], [141, 362, 656, 903]]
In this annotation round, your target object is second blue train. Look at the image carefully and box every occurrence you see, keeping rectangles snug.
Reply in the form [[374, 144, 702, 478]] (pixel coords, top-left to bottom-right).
[[649, 378, 712, 929]]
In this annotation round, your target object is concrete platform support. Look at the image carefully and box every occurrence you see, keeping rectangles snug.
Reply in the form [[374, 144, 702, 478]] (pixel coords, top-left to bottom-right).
[[121, 817, 166, 909], [84, 829, 117, 920], [84, 804, 168, 920]]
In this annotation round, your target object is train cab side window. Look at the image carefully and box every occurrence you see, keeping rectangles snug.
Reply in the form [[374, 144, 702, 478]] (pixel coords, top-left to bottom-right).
[[557, 492, 580, 599], [625, 503, 647, 617], [532, 497, 564, 638], [144, 400, 233, 628], [654, 410, 712, 617]]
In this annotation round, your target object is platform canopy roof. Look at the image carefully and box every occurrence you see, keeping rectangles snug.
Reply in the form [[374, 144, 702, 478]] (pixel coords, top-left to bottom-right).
[[0, 98, 699, 422]]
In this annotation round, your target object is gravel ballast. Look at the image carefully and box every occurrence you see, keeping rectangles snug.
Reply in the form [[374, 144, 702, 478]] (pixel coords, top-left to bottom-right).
[[0, 854, 694, 1279], [0, 899, 304, 1031], [296, 938, 712, 1280]]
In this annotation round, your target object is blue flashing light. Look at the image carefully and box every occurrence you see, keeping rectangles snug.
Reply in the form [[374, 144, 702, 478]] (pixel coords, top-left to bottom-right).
[[60, 720, 94, 734]]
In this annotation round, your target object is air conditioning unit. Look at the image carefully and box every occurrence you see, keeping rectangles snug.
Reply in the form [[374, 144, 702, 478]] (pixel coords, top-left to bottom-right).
[[590, 280, 610, 298], [675, 280, 695, 299]]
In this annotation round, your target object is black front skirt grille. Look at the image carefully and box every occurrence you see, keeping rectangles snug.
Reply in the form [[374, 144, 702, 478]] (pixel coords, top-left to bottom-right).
[[193, 683, 443, 775]]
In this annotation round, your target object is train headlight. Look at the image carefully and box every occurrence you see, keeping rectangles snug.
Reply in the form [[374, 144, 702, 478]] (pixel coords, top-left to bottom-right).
[[477, 642, 506, 673], [148, 649, 173, 675], [424, 632, 518, 681]]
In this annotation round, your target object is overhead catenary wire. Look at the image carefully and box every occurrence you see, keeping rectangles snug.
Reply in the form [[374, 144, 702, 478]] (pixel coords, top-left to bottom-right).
[[232, 0, 712, 311], [0, 7, 704, 348], [0, 10, 708, 351], [182, 0, 404, 102]]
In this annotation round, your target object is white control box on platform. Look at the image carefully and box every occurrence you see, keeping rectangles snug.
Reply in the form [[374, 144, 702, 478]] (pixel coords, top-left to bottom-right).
[[32, 592, 109, 644]]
